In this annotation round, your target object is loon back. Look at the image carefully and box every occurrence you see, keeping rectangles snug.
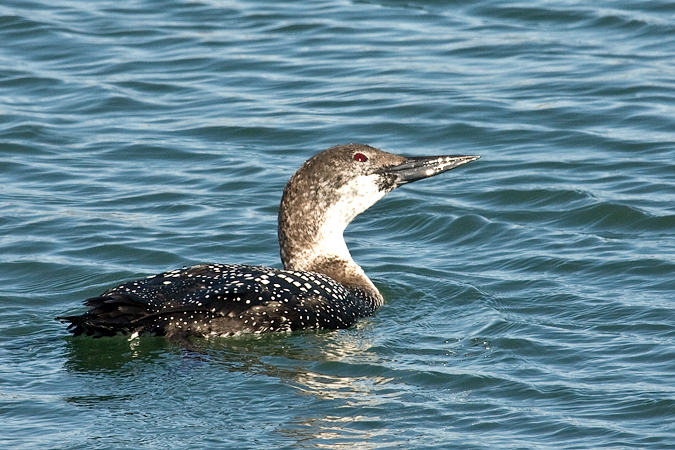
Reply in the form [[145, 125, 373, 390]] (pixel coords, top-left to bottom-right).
[[61, 264, 381, 338], [58, 144, 479, 338]]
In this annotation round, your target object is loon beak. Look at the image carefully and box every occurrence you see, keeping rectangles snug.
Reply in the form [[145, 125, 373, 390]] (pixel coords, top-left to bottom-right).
[[385, 155, 480, 186]]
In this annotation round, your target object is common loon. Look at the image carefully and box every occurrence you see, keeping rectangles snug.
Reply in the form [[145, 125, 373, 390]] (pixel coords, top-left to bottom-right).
[[58, 144, 479, 339]]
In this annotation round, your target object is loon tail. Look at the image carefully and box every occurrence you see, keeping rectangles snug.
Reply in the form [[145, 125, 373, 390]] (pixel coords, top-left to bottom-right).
[[56, 293, 150, 337]]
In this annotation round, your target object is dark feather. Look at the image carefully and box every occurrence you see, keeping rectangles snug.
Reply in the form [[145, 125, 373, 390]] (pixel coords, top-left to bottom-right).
[[57, 264, 379, 338]]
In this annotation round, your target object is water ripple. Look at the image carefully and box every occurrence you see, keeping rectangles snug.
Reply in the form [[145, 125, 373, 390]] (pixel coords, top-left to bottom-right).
[[2, 0, 675, 448]]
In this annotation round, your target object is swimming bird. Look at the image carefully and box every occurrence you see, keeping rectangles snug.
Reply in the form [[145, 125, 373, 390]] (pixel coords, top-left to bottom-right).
[[58, 144, 479, 339]]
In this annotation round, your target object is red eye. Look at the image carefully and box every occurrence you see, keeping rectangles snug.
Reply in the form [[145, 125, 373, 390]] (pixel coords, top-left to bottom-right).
[[353, 153, 368, 162]]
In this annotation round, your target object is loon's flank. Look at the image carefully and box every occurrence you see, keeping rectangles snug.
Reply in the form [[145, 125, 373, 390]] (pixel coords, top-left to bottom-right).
[[58, 144, 479, 338]]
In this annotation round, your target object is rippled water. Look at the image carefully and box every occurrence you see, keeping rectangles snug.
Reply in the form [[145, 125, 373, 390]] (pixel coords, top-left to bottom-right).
[[2, 0, 675, 448]]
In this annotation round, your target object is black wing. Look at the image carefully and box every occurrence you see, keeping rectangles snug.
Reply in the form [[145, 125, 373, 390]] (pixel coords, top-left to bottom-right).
[[58, 263, 371, 338]]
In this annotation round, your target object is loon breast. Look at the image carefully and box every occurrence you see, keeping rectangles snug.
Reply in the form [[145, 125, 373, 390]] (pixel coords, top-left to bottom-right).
[[58, 144, 479, 339]]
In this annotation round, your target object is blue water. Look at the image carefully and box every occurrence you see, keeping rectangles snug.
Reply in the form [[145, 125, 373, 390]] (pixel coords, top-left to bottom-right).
[[2, 0, 675, 448]]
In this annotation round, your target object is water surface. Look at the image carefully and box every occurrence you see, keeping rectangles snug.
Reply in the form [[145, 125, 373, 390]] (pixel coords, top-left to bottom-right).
[[1, 0, 674, 448]]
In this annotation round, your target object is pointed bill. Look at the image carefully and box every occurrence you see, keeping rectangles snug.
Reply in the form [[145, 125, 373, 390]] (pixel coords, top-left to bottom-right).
[[383, 155, 480, 186]]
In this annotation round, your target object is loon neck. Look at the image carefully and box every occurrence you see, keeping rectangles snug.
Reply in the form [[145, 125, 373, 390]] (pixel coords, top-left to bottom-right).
[[278, 207, 382, 300], [277, 150, 387, 301]]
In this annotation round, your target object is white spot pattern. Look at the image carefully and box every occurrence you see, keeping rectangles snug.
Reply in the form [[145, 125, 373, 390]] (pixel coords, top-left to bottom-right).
[[75, 263, 380, 338]]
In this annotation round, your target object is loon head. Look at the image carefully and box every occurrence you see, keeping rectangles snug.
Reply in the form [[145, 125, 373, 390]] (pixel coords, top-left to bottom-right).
[[278, 144, 479, 298]]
